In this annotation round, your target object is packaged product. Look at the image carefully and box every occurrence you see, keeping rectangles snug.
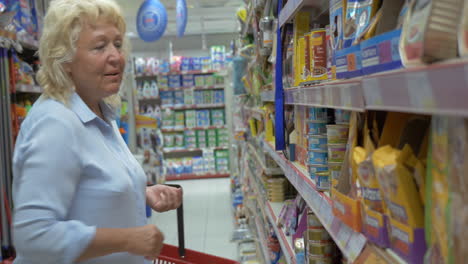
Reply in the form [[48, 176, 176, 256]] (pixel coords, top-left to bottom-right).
[[308, 134, 328, 150], [210, 109, 225, 126], [162, 110, 175, 128], [164, 134, 175, 148], [194, 75, 205, 86], [180, 57, 190, 72], [169, 75, 181, 88], [293, 12, 310, 86], [316, 172, 330, 191], [308, 29, 328, 82], [196, 110, 211, 127], [213, 90, 225, 104], [185, 110, 196, 128], [307, 107, 328, 122], [372, 145, 424, 228], [308, 150, 328, 165], [191, 57, 202, 71], [204, 74, 215, 87], [194, 90, 204, 105], [400, 0, 463, 66], [134, 57, 146, 75], [326, 124, 349, 144], [182, 158, 193, 174], [158, 76, 169, 89], [308, 121, 327, 135], [173, 90, 184, 105], [174, 133, 184, 148], [203, 90, 213, 104], [184, 89, 194, 105], [201, 57, 212, 72], [184, 131, 197, 148], [160, 91, 174, 106], [174, 111, 185, 128], [343, 0, 381, 48], [182, 74, 194, 87], [330, 0, 347, 61]]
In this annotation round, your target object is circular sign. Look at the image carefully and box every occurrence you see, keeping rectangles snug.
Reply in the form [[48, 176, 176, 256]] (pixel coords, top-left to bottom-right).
[[136, 0, 167, 42], [176, 0, 188, 37]]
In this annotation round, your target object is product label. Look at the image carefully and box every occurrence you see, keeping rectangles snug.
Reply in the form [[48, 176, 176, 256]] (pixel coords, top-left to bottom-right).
[[365, 214, 380, 237], [391, 226, 410, 254], [334, 200, 346, 215], [388, 201, 408, 224]]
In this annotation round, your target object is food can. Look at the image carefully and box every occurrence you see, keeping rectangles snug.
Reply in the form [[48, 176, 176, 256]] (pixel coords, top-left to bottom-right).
[[307, 212, 323, 228], [326, 124, 349, 144], [316, 171, 330, 191], [328, 162, 343, 182], [307, 228, 331, 243], [308, 121, 328, 135], [308, 164, 328, 180], [327, 144, 347, 162], [308, 107, 328, 121], [308, 242, 334, 256], [308, 150, 328, 165], [308, 134, 328, 150], [334, 109, 351, 123]]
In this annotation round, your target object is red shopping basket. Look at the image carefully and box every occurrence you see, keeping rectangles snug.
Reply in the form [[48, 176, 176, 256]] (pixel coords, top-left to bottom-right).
[[153, 185, 238, 264]]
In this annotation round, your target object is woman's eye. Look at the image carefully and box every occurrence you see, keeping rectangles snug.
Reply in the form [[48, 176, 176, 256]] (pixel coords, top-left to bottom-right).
[[115, 42, 123, 49], [94, 45, 105, 50]]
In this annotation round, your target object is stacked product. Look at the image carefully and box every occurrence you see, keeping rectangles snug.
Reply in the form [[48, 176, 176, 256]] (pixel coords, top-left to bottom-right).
[[306, 107, 329, 190], [304, 210, 341, 263], [326, 110, 351, 188], [165, 152, 227, 175], [266, 178, 287, 202]]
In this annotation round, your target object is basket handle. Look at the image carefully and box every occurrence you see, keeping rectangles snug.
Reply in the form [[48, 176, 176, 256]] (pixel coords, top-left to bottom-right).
[[164, 184, 185, 258]]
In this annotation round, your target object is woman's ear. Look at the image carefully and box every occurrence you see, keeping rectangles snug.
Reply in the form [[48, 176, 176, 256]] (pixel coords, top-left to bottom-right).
[[63, 62, 72, 74]]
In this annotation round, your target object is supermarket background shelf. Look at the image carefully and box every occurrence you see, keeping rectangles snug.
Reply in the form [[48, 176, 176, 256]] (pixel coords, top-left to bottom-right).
[[284, 80, 365, 112], [261, 90, 275, 102], [164, 103, 225, 110], [279, 0, 328, 27], [260, 139, 367, 262], [16, 84, 42, 93], [163, 146, 228, 153], [243, 106, 265, 120], [159, 85, 225, 92], [161, 125, 227, 133], [254, 215, 271, 264], [165, 173, 230, 181], [135, 70, 218, 78]]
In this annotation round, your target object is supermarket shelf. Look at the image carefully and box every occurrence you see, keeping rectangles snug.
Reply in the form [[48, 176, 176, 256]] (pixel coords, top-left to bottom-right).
[[261, 139, 367, 262], [159, 85, 225, 92], [163, 103, 225, 110], [261, 90, 275, 102], [248, 143, 283, 175], [161, 125, 227, 133], [284, 80, 365, 112], [16, 84, 42, 93], [165, 172, 229, 181], [135, 70, 218, 78], [268, 202, 296, 264], [163, 146, 228, 153], [137, 97, 160, 101], [254, 216, 271, 264], [279, 0, 328, 27], [362, 60, 468, 117]]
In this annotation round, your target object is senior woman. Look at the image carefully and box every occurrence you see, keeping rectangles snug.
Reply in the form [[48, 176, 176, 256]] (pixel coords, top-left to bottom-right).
[[12, 0, 182, 263]]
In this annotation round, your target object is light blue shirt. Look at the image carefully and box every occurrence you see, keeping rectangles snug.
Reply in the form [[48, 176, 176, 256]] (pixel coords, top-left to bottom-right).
[[12, 93, 149, 264]]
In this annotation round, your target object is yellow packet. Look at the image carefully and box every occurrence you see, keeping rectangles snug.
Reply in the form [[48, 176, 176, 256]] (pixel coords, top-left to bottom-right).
[[354, 147, 386, 213], [372, 145, 424, 228]]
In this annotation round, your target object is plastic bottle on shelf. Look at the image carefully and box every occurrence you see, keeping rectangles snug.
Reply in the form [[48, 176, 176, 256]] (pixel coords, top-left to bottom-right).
[[150, 80, 159, 98]]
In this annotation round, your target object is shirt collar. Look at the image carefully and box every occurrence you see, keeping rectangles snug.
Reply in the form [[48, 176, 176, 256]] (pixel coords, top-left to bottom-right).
[[70, 93, 117, 124]]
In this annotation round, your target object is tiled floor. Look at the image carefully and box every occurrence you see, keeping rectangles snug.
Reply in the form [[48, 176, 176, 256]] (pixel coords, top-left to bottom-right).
[[148, 178, 238, 261]]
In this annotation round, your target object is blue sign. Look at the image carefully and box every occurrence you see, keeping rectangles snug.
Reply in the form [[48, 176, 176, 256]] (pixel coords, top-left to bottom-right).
[[176, 0, 187, 37], [136, 0, 167, 42]]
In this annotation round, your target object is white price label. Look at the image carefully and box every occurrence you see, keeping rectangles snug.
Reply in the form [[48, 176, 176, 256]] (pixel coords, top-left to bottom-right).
[[336, 224, 352, 249], [321, 201, 334, 225], [324, 86, 334, 105], [407, 71, 434, 109], [345, 233, 367, 261], [363, 78, 383, 106]]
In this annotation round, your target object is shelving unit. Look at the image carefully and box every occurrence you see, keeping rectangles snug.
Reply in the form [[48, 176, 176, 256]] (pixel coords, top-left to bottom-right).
[[163, 146, 229, 154], [135, 70, 219, 78], [161, 125, 227, 133], [165, 172, 230, 181], [284, 60, 468, 117], [278, 0, 328, 27], [163, 103, 225, 111], [159, 85, 225, 92]]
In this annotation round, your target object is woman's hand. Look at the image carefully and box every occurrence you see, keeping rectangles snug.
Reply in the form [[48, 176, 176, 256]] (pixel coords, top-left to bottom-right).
[[146, 185, 183, 212], [125, 225, 165, 260]]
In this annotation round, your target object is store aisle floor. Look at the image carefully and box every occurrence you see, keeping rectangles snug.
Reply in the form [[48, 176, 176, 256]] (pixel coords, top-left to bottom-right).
[[148, 178, 238, 261]]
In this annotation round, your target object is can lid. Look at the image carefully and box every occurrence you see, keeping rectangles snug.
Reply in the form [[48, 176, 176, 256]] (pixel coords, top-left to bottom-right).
[[316, 171, 330, 176]]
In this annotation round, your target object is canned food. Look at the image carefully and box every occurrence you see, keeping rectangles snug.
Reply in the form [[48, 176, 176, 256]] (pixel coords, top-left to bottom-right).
[[308, 134, 328, 150], [326, 124, 349, 144], [334, 109, 351, 123], [308, 164, 328, 180], [308, 242, 334, 256], [316, 171, 330, 191], [308, 150, 328, 165], [327, 144, 347, 162], [328, 162, 343, 182], [308, 107, 328, 121], [307, 212, 323, 228], [307, 228, 331, 243], [307, 255, 333, 264], [308, 121, 328, 135]]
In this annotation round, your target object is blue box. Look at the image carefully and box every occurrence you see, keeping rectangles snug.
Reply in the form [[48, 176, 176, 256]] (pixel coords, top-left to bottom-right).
[[360, 29, 403, 75], [168, 75, 181, 88], [335, 44, 362, 79]]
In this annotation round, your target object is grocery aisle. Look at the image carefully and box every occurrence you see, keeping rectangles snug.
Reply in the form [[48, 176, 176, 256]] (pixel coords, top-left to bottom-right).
[[148, 178, 238, 260]]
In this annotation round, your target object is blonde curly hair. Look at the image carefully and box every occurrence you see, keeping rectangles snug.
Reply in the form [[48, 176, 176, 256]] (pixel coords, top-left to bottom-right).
[[37, 0, 129, 110]]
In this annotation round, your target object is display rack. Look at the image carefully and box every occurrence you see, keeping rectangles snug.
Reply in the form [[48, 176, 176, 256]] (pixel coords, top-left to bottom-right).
[[163, 146, 229, 154], [284, 60, 468, 117], [278, 0, 328, 27], [159, 84, 225, 92], [164, 103, 225, 111]]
